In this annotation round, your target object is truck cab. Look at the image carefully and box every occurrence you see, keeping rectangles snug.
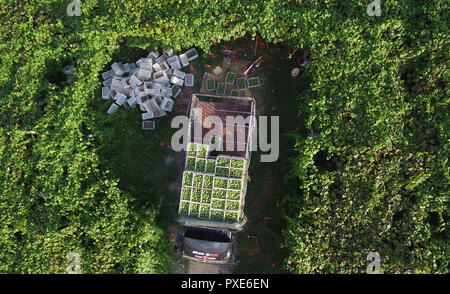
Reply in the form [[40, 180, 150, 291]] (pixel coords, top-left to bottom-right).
[[179, 226, 236, 264]]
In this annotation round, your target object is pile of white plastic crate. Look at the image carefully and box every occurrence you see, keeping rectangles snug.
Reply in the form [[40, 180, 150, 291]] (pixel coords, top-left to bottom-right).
[[100, 48, 198, 130]]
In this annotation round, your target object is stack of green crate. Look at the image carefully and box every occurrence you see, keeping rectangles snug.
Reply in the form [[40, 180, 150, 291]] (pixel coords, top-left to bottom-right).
[[179, 143, 246, 222]]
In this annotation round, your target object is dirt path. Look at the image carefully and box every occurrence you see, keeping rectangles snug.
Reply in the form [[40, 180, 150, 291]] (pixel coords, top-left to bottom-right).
[[171, 255, 233, 274], [168, 54, 250, 274], [167, 42, 292, 273], [167, 69, 233, 274]]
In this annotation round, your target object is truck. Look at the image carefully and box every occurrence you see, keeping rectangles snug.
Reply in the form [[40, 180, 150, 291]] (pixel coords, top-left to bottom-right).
[[175, 93, 256, 264]]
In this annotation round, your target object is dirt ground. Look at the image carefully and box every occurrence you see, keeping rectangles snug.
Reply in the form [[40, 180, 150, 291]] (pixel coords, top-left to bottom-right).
[[167, 38, 303, 274], [168, 54, 251, 274]]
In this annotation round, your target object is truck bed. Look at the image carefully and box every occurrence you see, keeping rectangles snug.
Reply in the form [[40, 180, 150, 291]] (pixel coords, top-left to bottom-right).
[[176, 93, 256, 232]]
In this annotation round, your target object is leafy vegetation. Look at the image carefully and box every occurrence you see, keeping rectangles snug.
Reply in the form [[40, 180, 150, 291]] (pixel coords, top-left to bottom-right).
[[226, 72, 236, 85], [207, 79, 215, 91], [247, 77, 260, 87], [230, 168, 243, 178], [201, 190, 212, 204], [230, 89, 239, 97], [214, 178, 228, 189], [195, 159, 206, 172], [216, 83, 226, 95], [182, 172, 193, 186], [181, 187, 192, 201], [193, 174, 203, 188], [227, 191, 241, 201], [187, 143, 196, 157], [197, 145, 208, 158], [217, 157, 230, 167], [191, 189, 202, 203], [276, 0, 449, 274], [185, 157, 195, 171], [215, 167, 229, 177], [200, 205, 210, 218], [1, 0, 447, 274], [212, 200, 225, 210], [203, 175, 213, 189], [213, 189, 227, 200], [226, 201, 240, 211], [180, 151, 247, 222], [190, 203, 200, 215], [229, 179, 242, 190], [179, 202, 190, 215], [206, 160, 216, 173], [225, 211, 239, 222], [237, 78, 246, 90], [211, 210, 224, 221], [231, 158, 245, 168]]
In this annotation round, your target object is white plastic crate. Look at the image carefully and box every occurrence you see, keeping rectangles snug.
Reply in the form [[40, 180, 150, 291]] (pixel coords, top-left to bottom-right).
[[159, 61, 170, 72], [179, 53, 189, 67], [107, 103, 119, 115], [102, 70, 113, 80], [114, 93, 127, 106], [126, 96, 136, 107], [160, 80, 171, 89], [144, 82, 154, 95], [120, 78, 131, 89], [154, 96, 162, 105], [161, 97, 174, 112], [167, 56, 181, 70], [102, 87, 110, 100], [185, 74, 194, 87], [99, 48, 202, 130], [129, 74, 142, 87], [153, 71, 169, 83], [172, 85, 181, 98], [185, 48, 198, 61], [169, 61, 181, 70], [163, 49, 174, 57], [122, 63, 130, 73], [147, 51, 159, 62], [128, 63, 137, 74], [110, 78, 124, 92], [142, 112, 154, 120], [139, 60, 153, 71], [153, 109, 167, 118], [170, 75, 184, 87], [102, 78, 112, 87], [247, 77, 260, 88], [142, 120, 155, 130], [109, 88, 117, 99], [172, 69, 186, 79], [111, 62, 124, 76], [155, 54, 167, 64], [136, 69, 152, 80]]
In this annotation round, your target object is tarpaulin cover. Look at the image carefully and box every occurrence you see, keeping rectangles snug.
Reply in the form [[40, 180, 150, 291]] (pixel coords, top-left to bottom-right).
[[184, 237, 231, 257]]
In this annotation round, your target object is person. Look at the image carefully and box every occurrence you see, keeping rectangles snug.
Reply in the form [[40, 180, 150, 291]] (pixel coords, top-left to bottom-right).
[[245, 58, 260, 75], [300, 55, 309, 68]]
